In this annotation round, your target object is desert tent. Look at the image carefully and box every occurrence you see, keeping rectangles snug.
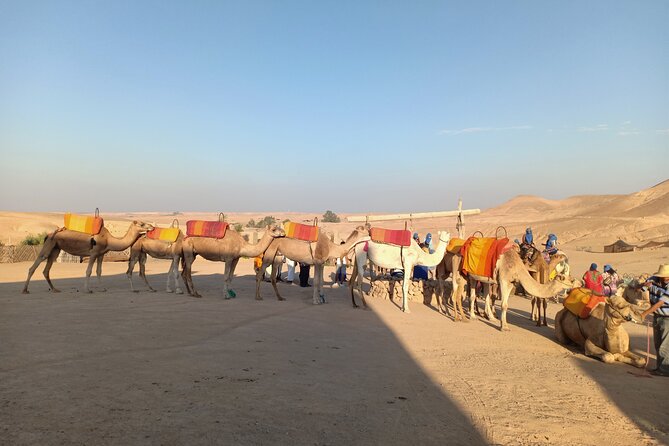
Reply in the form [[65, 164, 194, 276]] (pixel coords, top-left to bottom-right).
[[604, 240, 636, 253]]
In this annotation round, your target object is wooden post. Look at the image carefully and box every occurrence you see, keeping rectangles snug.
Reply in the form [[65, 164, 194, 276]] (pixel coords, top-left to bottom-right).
[[456, 199, 465, 239]]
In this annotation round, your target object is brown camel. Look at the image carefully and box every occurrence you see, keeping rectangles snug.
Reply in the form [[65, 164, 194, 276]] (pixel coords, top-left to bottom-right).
[[435, 251, 468, 321], [525, 252, 569, 326], [257, 225, 370, 305], [181, 224, 286, 298], [554, 287, 647, 367], [126, 230, 185, 294], [22, 221, 154, 294], [622, 274, 650, 306], [467, 249, 578, 331]]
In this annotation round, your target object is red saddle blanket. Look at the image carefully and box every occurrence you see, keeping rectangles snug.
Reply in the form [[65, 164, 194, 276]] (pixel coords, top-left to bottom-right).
[[186, 221, 228, 239], [461, 237, 512, 278], [369, 227, 412, 247], [147, 227, 180, 243], [283, 222, 319, 242], [64, 213, 104, 235], [564, 287, 606, 319]]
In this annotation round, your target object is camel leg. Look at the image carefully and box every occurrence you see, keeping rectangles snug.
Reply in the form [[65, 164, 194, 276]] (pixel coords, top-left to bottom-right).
[[468, 278, 478, 320], [126, 251, 139, 292], [401, 262, 414, 313], [317, 264, 326, 303], [270, 258, 285, 301], [483, 283, 498, 322], [23, 238, 58, 294], [42, 247, 62, 293], [454, 275, 467, 322], [554, 310, 571, 345], [254, 263, 265, 300], [95, 255, 105, 290], [180, 249, 200, 298], [498, 277, 513, 331], [349, 259, 359, 308], [84, 256, 97, 293], [615, 350, 646, 368], [312, 264, 321, 305], [584, 338, 615, 363], [139, 252, 156, 292], [172, 256, 183, 294], [225, 257, 240, 299], [541, 298, 548, 326]]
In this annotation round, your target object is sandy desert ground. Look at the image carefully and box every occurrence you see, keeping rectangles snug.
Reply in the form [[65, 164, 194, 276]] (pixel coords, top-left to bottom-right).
[[1, 180, 668, 445]]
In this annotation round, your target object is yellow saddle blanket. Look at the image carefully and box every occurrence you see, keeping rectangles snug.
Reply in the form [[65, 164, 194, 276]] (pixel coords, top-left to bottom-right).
[[147, 227, 180, 243], [64, 213, 104, 235]]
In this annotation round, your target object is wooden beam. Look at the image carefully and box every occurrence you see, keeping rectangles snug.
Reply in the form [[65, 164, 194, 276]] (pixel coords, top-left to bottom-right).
[[346, 208, 480, 223]]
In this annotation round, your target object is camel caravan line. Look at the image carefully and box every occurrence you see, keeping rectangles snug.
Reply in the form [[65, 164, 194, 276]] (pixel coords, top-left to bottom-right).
[[20, 208, 653, 368]]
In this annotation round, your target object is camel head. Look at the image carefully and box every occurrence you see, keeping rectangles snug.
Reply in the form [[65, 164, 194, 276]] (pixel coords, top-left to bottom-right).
[[436, 231, 451, 244], [344, 225, 371, 245], [133, 220, 154, 234], [264, 224, 286, 238], [605, 291, 646, 324]]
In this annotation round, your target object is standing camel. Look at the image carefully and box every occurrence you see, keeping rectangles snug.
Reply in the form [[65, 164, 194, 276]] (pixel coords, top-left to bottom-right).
[[256, 225, 371, 305], [22, 220, 154, 294], [350, 231, 451, 313], [466, 249, 578, 331], [525, 252, 569, 326], [435, 251, 468, 320], [126, 228, 185, 294], [181, 224, 286, 298]]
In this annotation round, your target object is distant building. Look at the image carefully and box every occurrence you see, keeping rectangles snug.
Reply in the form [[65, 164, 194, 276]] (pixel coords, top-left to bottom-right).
[[603, 240, 636, 253]]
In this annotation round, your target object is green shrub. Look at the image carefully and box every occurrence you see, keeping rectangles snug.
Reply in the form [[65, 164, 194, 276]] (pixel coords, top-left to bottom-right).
[[322, 210, 341, 223], [21, 232, 48, 246], [233, 223, 244, 232], [247, 216, 277, 228]]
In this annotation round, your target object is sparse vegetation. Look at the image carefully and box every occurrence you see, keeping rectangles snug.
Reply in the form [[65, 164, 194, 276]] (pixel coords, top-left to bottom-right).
[[322, 210, 341, 223], [233, 223, 244, 232], [21, 232, 48, 246], [246, 216, 277, 228]]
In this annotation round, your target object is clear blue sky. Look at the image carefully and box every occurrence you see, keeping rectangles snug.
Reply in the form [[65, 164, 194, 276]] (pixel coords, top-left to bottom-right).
[[1, 0, 667, 213]]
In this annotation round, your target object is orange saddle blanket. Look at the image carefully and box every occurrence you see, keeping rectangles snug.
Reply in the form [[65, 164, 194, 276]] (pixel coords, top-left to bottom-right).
[[284, 222, 319, 242], [147, 227, 180, 243], [186, 221, 228, 239], [64, 213, 104, 235], [564, 287, 606, 319], [446, 237, 466, 254], [461, 237, 512, 278], [369, 228, 412, 247]]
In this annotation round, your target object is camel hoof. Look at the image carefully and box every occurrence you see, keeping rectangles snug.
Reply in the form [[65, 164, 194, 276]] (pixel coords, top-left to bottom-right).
[[352, 303, 359, 308], [402, 308, 411, 313], [278, 297, 286, 301], [192, 294, 202, 299], [255, 296, 263, 301], [132, 290, 140, 293], [501, 325, 511, 332], [22, 289, 29, 294], [51, 288, 61, 293], [149, 289, 157, 293], [166, 289, 174, 294], [175, 289, 183, 295]]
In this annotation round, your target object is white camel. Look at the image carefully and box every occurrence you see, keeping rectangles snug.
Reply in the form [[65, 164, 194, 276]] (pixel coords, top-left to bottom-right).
[[350, 231, 451, 313]]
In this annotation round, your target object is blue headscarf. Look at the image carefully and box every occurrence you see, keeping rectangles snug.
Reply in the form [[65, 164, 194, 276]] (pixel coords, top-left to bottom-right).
[[590, 263, 598, 271], [413, 232, 419, 241], [425, 233, 432, 245], [523, 228, 533, 245]]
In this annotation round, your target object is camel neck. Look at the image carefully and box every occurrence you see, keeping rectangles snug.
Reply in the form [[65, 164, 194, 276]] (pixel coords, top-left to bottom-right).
[[329, 236, 368, 260], [239, 231, 274, 258], [416, 239, 447, 267], [106, 226, 141, 251]]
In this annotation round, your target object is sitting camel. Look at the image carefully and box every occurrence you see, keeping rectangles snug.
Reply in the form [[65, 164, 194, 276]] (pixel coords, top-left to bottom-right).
[[622, 274, 650, 306], [554, 287, 647, 367], [22, 220, 154, 294], [466, 249, 578, 331], [525, 252, 569, 326], [126, 229, 185, 294], [181, 224, 286, 298], [349, 231, 451, 313], [256, 225, 371, 305]]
